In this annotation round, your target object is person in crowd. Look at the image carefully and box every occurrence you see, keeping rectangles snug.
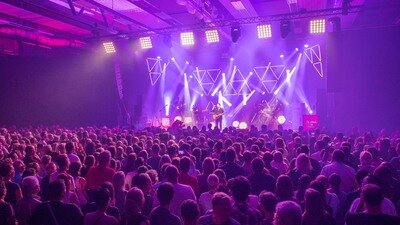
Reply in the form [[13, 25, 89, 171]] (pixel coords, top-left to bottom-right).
[[124, 187, 149, 225], [198, 174, 219, 214], [12, 160, 25, 185], [66, 142, 81, 164], [262, 152, 280, 179], [161, 165, 196, 218], [320, 150, 356, 193], [345, 184, 400, 225], [133, 173, 153, 216], [288, 153, 318, 190], [69, 161, 87, 205], [30, 180, 83, 225], [181, 199, 200, 225], [15, 176, 41, 225], [83, 187, 118, 225], [301, 188, 335, 225], [198, 192, 240, 225], [259, 191, 277, 225], [294, 174, 311, 204], [112, 171, 127, 213], [149, 182, 181, 225], [230, 176, 262, 225], [248, 157, 276, 195], [57, 173, 79, 205], [86, 151, 115, 190], [276, 175, 295, 202], [197, 157, 215, 195], [0, 162, 22, 205], [0, 180, 16, 225], [273, 201, 302, 225], [271, 151, 288, 175], [148, 144, 161, 171], [50, 154, 76, 191], [220, 148, 245, 180], [178, 156, 199, 196]]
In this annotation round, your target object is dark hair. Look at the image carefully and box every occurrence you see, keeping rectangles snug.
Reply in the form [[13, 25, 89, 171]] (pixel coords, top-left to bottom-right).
[[94, 187, 111, 208], [362, 184, 383, 207], [180, 199, 200, 222], [157, 182, 174, 206], [226, 148, 236, 162], [251, 157, 264, 173], [179, 156, 191, 173], [47, 180, 65, 200], [68, 161, 82, 177], [276, 175, 294, 201], [328, 173, 341, 188], [55, 154, 69, 170], [65, 142, 74, 154], [230, 176, 251, 202], [165, 165, 179, 183], [332, 150, 345, 162], [259, 191, 277, 212]]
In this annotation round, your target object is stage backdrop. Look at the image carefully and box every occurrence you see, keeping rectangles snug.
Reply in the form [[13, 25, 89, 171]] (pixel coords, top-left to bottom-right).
[[0, 53, 118, 127], [327, 26, 400, 131]]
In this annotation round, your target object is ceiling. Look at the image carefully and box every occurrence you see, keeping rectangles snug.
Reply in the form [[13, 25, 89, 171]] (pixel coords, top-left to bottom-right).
[[0, 0, 399, 47]]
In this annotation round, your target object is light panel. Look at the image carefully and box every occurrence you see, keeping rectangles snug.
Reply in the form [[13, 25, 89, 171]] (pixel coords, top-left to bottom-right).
[[205, 30, 219, 43], [180, 32, 195, 46], [257, 24, 272, 38], [102, 42, 115, 53], [139, 36, 152, 49], [310, 19, 326, 34]]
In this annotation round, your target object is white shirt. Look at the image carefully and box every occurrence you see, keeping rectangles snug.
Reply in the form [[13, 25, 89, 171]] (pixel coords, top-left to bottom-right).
[[348, 197, 397, 216], [320, 162, 356, 193], [170, 183, 196, 218], [198, 192, 213, 213]]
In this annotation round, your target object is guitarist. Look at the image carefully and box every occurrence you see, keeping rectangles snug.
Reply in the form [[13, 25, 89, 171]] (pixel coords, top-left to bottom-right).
[[212, 103, 224, 130]]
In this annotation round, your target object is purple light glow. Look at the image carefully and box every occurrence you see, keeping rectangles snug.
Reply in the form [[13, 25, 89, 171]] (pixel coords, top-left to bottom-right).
[[139, 36, 152, 49], [180, 32, 195, 46], [310, 19, 326, 34], [205, 30, 219, 43], [257, 24, 272, 39]]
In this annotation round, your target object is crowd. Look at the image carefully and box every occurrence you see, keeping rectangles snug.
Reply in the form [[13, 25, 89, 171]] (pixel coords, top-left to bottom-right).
[[0, 125, 400, 225]]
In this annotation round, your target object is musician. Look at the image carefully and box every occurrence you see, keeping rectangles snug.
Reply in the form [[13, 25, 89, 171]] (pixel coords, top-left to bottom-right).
[[212, 103, 224, 130]]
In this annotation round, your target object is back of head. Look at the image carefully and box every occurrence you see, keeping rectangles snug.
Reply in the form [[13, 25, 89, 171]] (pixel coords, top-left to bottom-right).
[[275, 201, 302, 225], [251, 157, 264, 173], [47, 180, 66, 200], [329, 173, 341, 189], [259, 191, 277, 213], [230, 176, 251, 202], [98, 150, 111, 167], [362, 184, 384, 207], [226, 148, 236, 163], [165, 165, 179, 183], [157, 182, 174, 206], [180, 199, 200, 223], [212, 192, 232, 217], [304, 188, 324, 215], [94, 187, 111, 208], [112, 171, 126, 189], [65, 142, 74, 154], [202, 157, 215, 175], [207, 174, 220, 189], [21, 176, 40, 195], [179, 156, 191, 173], [276, 175, 294, 201], [332, 150, 345, 162], [125, 187, 144, 214]]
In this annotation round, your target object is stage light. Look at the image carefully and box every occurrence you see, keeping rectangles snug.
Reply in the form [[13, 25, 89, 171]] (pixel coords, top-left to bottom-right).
[[239, 122, 248, 129], [257, 24, 272, 39], [231, 25, 241, 43], [102, 42, 115, 53], [262, 92, 266, 95], [174, 116, 183, 122], [280, 20, 291, 38], [157, 56, 161, 59], [277, 115, 286, 124], [230, 57, 234, 61], [295, 48, 299, 51], [304, 44, 309, 48], [161, 118, 170, 127], [201, 94, 204, 97], [232, 121, 240, 128], [310, 19, 326, 34], [186, 61, 189, 64], [180, 32, 195, 46], [189, 75, 193, 79], [139, 36, 152, 49], [205, 29, 220, 43], [280, 54, 284, 58], [171, 57, 175, 61]]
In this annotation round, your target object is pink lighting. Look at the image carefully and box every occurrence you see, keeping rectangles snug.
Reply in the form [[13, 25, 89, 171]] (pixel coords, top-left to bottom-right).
[[103, 42, 116, 53], [257, 24, 272, 38], [205, 30, 219, 43], [180, 32, 195, 46], [310, 19, 326, 34], [139, 36, 152, 49]]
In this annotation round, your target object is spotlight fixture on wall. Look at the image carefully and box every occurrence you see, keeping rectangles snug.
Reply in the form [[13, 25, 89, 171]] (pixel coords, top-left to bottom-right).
[[205, 29, 220, 43], [180, 32, 195, 46], [309, 19, 326, 34], [139, 36, 152, 49], [231, 25, 241, 43], [280, 20, 291, 38], [102, 41, 116, 53], [257, 24, 272, 39]]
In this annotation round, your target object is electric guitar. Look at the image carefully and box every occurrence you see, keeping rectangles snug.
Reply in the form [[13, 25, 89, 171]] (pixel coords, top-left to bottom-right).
[[212, 113, 224, 120]]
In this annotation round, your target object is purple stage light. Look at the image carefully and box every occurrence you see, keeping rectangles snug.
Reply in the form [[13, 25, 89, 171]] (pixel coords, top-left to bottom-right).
[[304, 44, 309, 48], [280, 54, 284, 58], [230, 57, 234, 61], [139, 36, 152, 49], [257, 24, 272, 39], [310, 19, 326, 34], [180, 32, 195, 46], [102, 42, 115, 53], [205, 30, 219, 43]]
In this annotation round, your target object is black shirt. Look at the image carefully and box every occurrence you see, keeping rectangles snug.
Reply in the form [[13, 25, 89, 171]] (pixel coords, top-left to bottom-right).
[[30, 201, 83, 225], [220, 162, 245, 180], [149, 206, 181, 225], [5, 181, 20, 205], [345, 212, 400, 225], [248, 172, 276, 195]]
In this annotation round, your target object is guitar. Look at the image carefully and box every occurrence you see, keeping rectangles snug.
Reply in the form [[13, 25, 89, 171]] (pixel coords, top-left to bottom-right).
[[212, 113, 224, 120]]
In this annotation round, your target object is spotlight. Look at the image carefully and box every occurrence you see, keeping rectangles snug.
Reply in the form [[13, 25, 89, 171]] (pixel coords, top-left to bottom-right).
[[231, 25, 241, 43], [304, 44, 309, 48], [185, 61, 189, 64], [139, 36, 152, 49], [238, 122, 248, 129], [277, 115, 286, 124], [102, 42, 115, 53], [280, 20, 291, 38], [180, 32, 195, 46], [232, 121, 240, 128], [310, 19, 326, 34], [157, 56, 161, 59], [295, 48, 299, 51], [174, 116, 183, 122], [230, 57, 234, 61], [171, 57, 175, 61], [205, 29, 220, 43], [189, 75, 193, 79], [201, 94, 204, 97], [262, 92, 266, 95], [280, 54, 284, 58], [257, 24, 272, 39]]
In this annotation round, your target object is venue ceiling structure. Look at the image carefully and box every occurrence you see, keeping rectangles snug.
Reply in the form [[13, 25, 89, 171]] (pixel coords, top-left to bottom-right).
[[0, 0, 399, 49]]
